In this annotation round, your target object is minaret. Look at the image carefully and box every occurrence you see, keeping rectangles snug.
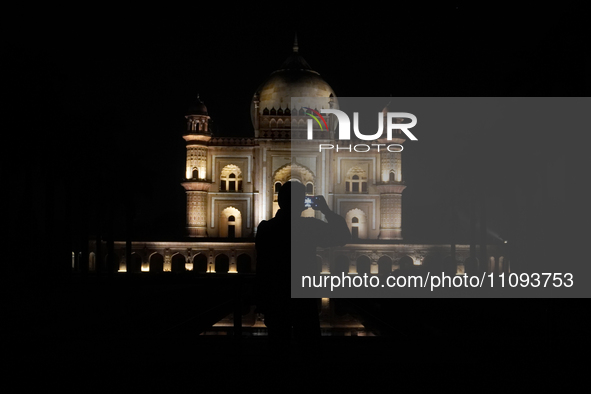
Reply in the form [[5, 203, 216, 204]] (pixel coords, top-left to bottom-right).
[[253, 92, 260, 137], [181, 95, 212, 237], [378, 108, 406, 240]]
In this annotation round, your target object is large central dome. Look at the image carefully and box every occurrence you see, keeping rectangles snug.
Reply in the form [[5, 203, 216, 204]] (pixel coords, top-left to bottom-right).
[[251, 39, 337, 127]]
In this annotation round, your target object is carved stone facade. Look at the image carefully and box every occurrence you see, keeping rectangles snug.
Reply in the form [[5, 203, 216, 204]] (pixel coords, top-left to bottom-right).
[[100, 241, 503, 277], [87, 44, 505, 278]]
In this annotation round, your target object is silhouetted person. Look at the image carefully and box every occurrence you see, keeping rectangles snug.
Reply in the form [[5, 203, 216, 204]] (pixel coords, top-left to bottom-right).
[[255, 181, 350, 341]]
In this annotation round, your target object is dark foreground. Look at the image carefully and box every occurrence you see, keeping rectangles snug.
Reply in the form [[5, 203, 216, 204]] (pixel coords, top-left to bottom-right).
[[3, 273, 586, 389]]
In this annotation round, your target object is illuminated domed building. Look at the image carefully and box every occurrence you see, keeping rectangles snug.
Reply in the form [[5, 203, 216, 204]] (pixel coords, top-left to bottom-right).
[[98, 38, 504, 334]]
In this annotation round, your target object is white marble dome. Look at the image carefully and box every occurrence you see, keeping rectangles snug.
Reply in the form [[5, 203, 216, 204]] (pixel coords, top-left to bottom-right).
[[251, 43, 337, 127]]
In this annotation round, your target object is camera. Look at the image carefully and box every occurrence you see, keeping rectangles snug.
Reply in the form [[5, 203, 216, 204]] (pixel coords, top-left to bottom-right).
[[304, 196, 319, 209]]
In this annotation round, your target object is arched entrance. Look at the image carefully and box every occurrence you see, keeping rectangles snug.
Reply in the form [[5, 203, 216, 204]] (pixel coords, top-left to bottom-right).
[[149, 253, 164, 273], [377, 255, 393, 275], [220, 207, 242, 238], [215, 254, 229, 274], [398, 255, 414, 272], [346, 208, 368, 239], [171, 253, 186, 273], [194, 253, 208, 273]]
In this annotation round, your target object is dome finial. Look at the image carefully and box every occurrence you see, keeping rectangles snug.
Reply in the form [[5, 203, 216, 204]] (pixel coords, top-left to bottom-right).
[[187, 93, 208, 116], [293, 32, 299, 53]]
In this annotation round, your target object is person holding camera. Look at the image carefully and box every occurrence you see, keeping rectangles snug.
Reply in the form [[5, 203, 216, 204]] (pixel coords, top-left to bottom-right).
[[255, 181, 351, 340]]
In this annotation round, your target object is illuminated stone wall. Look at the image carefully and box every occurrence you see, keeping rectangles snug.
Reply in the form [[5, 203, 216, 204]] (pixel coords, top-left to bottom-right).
[[187, 191, 208, 237], [89, 241, 503, 277]]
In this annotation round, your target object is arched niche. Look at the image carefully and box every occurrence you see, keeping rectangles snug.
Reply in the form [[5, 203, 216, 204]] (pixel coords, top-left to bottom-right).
[[219, 206, 242, 238], [398, 255, 414, 271], [345, 167, 368, 193], [377, 255, 393, 275], [220, 164, 243, 192], [149, 253, 164, 273], [346, 208, 368, 239], [215, 254, 229, 274], [193, 253, 208, 273], [171, 253, 186, 273]]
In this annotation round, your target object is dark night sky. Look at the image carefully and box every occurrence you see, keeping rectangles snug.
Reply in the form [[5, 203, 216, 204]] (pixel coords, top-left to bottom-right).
[[5, 7, 587, 253]]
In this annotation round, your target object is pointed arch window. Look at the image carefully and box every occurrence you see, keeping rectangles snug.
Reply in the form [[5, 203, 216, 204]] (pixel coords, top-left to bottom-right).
[[220, 207, 242, 238], [220, 165, 243, 192], [346, 209, 367, 239], [346, 167, 368, 194]]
